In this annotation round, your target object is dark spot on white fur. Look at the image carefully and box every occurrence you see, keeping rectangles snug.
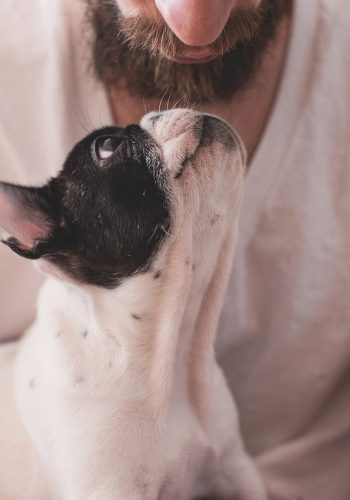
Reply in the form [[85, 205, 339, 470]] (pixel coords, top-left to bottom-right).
[[56, 331, 62, 337], [131, 313, 141, 320], [153, 270, 161, 279], [185, 258, 190, 266], [136, 477, 149, 495], [82, 330, 88, 338], [75, 376, 85, 384], [29, 378, 35, 389], [192, 264, 196, 271], [157, 478, 173, 499], [149, 114, 161, 125], [210, 214, 220, 225]]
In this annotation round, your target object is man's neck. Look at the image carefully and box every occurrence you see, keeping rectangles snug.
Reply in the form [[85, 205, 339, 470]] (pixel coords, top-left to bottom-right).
[[107, 10, 292, 161]]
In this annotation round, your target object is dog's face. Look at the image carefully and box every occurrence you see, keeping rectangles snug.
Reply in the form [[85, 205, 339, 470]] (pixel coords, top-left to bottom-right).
[[0, 110, 245, 288]]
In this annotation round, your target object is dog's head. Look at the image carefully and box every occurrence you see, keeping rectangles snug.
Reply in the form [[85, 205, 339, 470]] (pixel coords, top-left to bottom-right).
[[0, 109, 245, 288]]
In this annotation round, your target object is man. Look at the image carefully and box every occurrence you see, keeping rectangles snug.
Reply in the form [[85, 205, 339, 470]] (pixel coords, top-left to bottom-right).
[[0, 0, 350, 498]]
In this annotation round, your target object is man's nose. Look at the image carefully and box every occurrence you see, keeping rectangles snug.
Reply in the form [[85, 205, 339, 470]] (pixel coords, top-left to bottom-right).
[[154, 0, 236, 46]]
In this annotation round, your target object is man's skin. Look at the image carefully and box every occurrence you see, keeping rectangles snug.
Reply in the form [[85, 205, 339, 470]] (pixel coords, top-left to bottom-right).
[[108, 0, 292, 159]]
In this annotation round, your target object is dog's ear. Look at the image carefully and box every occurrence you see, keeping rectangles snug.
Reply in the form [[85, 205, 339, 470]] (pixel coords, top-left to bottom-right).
[[0, 181, 59, 259]]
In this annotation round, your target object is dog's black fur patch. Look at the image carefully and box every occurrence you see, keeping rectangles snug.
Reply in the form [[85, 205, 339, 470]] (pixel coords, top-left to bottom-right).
[[0, 126, 171, 288]]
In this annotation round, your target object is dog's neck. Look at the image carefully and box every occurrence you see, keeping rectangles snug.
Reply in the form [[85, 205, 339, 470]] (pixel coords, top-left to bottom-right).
[[35, 218, 236, 421]]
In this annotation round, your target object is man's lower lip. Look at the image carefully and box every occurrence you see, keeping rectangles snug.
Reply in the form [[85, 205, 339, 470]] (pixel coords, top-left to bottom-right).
[[168, 54, 218, 64]]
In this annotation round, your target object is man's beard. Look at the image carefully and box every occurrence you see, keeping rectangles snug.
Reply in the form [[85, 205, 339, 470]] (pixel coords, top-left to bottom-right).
[[86, 0, 292, 104]]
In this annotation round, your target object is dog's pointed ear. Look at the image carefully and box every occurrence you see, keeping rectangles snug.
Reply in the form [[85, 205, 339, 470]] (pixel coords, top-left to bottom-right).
[[0, 181, 59, 259]]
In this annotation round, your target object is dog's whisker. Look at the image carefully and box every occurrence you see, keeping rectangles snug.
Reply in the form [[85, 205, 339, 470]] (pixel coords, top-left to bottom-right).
[[72, 106, 90, 134], [188, 101, 201, 113], [85, 106, 95, 133], [158, 88, 169, 113], [147, 224, 160, 244], [159, 224, 171, 237], [171, 94, 186, 110], [183, 117, 201, 133], [147, 223, 171, 245], [142, 97, 149, 114], [173, 110, 193, 128], [166, 89, 173, 111]]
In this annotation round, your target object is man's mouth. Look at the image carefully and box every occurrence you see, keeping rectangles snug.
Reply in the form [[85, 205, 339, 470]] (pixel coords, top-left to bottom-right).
[[165, 48, 218, 65]]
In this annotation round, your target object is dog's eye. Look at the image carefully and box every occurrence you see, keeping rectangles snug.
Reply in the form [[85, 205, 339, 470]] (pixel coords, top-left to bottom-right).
[[94, 136, 124, 160]]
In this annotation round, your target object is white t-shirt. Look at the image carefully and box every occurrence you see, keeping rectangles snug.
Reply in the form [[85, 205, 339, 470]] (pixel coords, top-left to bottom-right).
[[1, 0, 350, 498]]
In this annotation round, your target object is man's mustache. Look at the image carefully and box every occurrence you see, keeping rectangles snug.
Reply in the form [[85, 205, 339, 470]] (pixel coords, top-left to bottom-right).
[[116, 4, 262, 60]]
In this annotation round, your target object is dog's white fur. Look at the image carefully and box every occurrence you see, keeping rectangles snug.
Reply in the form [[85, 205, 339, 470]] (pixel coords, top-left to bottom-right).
[[0, 110, 266, 499]]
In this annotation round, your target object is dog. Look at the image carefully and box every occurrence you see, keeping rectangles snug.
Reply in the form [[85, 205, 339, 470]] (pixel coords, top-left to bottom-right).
[[0, 109, 266, 500]]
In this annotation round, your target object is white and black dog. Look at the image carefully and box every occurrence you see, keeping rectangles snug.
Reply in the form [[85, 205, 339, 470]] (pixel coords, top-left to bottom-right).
[[0, 110, 266, 500]]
